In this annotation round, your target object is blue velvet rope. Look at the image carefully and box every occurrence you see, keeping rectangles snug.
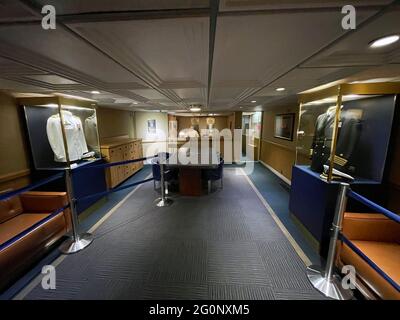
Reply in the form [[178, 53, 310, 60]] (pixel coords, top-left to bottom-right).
[[76, 177, 154, 203], [340, 233, 400, 293], [73, 155, 158, 172], [347, 190, 400, 224], [0, 172, 65, 201], [0, 204, 70, 252]]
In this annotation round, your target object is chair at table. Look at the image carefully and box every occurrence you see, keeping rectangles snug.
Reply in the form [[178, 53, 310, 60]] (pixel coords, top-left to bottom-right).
[[151, 155, 178, 194], [202, 158, 224, 194]]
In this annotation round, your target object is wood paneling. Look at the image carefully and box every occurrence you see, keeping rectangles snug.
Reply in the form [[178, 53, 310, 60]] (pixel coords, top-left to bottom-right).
[[260, 140, 296, 180], [259, 104, 299, 181], [0, 92, 31, 192], [97, 107, 135, 140]]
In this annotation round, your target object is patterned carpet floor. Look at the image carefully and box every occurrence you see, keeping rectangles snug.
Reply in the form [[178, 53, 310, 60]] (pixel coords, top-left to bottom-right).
[[24, 168, 326, 300]]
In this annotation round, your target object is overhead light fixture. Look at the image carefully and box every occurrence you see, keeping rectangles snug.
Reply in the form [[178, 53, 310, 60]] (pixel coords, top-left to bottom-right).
[[276, 87, 286, 92], [132, 101, 138, 105], [251, 100, 257, 103], [190, 107, 201, 112], [91, 90, 100, 94], [369, 34, 399, 48]]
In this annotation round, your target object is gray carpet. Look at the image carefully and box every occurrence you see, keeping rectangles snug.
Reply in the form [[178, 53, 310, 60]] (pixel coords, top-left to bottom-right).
[[24, 168, 325, 300]]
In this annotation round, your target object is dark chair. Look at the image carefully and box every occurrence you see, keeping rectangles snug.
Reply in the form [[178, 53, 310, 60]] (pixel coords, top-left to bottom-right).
[[202, 158, 224, 194], [151, 156, 178, 194]]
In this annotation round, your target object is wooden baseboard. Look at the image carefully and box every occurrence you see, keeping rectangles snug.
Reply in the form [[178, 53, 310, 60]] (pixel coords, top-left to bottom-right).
[[259, 160, 291, 186]]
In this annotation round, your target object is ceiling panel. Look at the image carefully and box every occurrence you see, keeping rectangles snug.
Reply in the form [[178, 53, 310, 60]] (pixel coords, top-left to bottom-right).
[[0, 24, 147, 85], [303, 9, 400, 67], [0, 0, 37, 22], [35, 0, 210, 15], [71, 18, 209, 85], [209, 8, 379, 108]]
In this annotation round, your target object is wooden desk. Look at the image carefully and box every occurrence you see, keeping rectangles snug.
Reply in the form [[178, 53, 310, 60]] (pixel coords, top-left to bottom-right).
[[164, 149, 220, 196]]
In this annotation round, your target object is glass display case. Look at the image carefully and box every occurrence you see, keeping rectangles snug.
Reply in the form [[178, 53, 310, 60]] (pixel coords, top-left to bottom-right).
[[20, 96, 101, 170], [296, 83, 400, 183]]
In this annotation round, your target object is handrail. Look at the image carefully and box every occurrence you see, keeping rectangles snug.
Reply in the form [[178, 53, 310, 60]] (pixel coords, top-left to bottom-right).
[[0, 172, 64, 201], [347, 190, 400, 224]]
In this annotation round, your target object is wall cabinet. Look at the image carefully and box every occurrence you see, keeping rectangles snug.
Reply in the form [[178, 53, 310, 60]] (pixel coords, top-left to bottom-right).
[[100, 138, 143, 189]]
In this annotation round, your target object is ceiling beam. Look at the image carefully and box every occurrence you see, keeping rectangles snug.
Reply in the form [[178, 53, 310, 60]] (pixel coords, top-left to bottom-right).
[[207, 0, 219, 109]]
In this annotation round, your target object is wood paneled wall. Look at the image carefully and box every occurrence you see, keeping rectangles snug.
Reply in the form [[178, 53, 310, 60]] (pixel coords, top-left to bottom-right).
[[0, 92, 31, 191], [96, 107, 135, 141], [259, 104, 299, 181]]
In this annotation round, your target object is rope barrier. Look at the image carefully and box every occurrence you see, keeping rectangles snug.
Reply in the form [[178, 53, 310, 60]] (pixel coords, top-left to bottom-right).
[[347, 190, 400, 224], [73, 155, 158, 171], [0, 172, 65, 201], [76, 177, 154, 203], [0, 204, 70, 252], [340, 233, 400, 292]]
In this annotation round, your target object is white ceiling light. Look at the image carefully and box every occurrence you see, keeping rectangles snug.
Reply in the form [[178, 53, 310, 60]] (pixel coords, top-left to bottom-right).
[[251, 100, 257, 103], [132, 101, 138, 105], [190, 107, 201, 112], [369, 35, 399, 48], [91, 90, 100, 94], [276, 87, 286, 91]]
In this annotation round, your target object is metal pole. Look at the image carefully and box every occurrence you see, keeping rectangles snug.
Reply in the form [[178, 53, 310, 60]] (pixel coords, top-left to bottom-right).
[[306, 183, 353, 300], [59, 168, 94, 254], [155, 154, 173, 207]]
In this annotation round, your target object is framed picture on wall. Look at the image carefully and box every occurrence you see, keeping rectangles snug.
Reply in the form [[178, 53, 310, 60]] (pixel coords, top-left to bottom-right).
[[147, 119, 156, 134], [274, 113, 295, 141]]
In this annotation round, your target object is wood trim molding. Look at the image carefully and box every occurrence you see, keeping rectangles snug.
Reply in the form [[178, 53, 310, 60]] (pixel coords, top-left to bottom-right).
[[0, 169, 31, 184], [261, 139, 296, 151]]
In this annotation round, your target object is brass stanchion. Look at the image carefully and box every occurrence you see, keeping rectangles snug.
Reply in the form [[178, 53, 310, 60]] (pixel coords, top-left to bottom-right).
[[306, 182, 354, 300], [59, 168, 93, 254]]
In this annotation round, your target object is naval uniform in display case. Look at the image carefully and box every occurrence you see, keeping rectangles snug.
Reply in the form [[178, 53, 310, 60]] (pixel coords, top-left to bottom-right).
[[46, 110, 89, 162], [310, 107, 362, 180]]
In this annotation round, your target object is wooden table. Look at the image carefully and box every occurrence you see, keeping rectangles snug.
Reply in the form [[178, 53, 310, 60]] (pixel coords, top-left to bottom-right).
[[163, 148, 220, 196]]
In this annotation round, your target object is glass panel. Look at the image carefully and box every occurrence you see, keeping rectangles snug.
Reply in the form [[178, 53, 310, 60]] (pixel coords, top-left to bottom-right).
[[296, 94, 397, 183], [23, 103, 100, 170], [335, 94, 396, 183], [61, 105, 101, 160], [296, 101, 337, 176]]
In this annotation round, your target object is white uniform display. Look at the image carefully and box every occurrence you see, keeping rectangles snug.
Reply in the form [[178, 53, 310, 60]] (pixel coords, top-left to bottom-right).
[[46, 110, 88, 162], [84, 114, 99, 150]]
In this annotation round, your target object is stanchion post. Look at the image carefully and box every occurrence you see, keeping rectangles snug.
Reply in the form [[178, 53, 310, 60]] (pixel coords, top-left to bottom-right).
[[155, 154, 173, 207], [59, 168, 93, 254], [306, 182, 354, 300]]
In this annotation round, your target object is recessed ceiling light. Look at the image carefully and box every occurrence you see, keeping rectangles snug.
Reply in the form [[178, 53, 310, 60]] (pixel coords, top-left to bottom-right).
[[132, 101, 138, 105], [369, 34, 399, 48], [91, 90, 100, 94], [276, 87, 286, 92], [251, 100, 257, 103], [190, 107, 201, 112]]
